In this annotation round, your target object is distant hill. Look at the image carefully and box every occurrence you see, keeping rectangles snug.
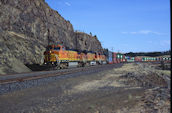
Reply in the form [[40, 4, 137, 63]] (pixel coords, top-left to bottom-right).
[[125, 50, 171, 57]]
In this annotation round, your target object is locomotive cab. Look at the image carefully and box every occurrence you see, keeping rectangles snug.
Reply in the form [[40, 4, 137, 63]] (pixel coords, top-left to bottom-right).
[[44, 45, 66, 65], [46, 45, 65, 51]]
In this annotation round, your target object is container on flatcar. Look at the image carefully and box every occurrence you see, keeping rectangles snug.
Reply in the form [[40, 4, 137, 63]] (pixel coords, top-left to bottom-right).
[[122, 55, 126, 62], [169, 57, 171, 61], [142, 57, 146, 62], [128, 57, 135, 62], [154, 57, 156, 61], [126, 57, 134, 62], [134, 57, 142, 62], [116, 53, 122, 63], [163, 57, 167, 61], [108, 51, 113, 64], [116, 53, 122, 59], [113, 52, 118, 63], [125, 56, 130, 59], [155, 57, 159, 61]]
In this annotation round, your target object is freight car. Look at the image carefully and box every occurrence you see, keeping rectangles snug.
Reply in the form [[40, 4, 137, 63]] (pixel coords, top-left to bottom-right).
[[104, 50, 127, 64], [108, 51, 113, 64], [128, 56, 171, 62], [112, 53, 126, 63], [44, 44, 107, 69]]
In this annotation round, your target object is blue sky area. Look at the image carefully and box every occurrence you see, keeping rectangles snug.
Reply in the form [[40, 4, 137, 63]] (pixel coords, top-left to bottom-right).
[[45, 0, 170, 53]]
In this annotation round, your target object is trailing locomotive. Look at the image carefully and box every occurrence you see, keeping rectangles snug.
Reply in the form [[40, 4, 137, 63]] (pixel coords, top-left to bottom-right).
[[44, 44, 107, 69]]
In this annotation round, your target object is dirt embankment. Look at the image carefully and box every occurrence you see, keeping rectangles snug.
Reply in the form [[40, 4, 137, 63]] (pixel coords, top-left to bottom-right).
[[0, 63, 170, 113]]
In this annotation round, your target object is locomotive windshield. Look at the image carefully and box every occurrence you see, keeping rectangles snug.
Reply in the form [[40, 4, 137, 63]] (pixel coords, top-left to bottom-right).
[[54, 47, 61, 51], [46, 46, 52, 51]]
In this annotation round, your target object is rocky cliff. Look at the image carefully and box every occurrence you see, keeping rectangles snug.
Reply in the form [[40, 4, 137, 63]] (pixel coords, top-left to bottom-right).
[[75, 32, 103, 52], [0, 0, 103, 74]]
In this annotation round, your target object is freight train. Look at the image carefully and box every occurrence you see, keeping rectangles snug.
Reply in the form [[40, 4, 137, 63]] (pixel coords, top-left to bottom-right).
[[44, 45, 171, 69], [44, 44, 107, 69], [105, 50, 171, 63], [125, 56, 171, 62]]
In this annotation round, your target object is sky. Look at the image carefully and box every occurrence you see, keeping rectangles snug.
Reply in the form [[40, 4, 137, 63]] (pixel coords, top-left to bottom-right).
[[45, 0, 170, 53]]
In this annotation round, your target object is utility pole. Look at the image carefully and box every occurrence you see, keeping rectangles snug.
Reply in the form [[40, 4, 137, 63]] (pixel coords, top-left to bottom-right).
[[111, 47, 114, 52]]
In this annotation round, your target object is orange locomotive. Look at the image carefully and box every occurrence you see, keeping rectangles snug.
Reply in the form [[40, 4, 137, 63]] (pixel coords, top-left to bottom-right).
[[44, 44, 107, 69]]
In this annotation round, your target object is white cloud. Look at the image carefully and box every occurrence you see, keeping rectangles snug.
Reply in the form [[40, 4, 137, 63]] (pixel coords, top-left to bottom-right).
[[65, 2, 71, 6], [130, 32, 137, 34], [121, 30, 166, 35], [139, 30, 152, 34]]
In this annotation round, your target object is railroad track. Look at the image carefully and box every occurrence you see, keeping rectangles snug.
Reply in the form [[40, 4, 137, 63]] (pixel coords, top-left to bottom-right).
[[0, 64, 116, 83], [0, 64, 123, 94]]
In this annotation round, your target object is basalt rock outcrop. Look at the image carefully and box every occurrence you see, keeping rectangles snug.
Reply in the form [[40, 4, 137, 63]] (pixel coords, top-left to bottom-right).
[[0, 0, 103, 74], [75, 32, 103, 52]]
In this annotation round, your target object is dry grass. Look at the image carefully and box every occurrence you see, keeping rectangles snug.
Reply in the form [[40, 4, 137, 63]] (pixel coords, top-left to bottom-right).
[[70, 63, 170, 95], [70, 63, 141, 94]]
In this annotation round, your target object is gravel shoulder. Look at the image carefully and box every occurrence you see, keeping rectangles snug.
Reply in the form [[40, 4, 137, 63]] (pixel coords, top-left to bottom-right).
[[0, 63, 170, 113]]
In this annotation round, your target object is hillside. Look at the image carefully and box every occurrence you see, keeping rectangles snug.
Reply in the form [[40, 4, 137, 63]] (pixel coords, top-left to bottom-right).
[[0, 0, 103, 74]]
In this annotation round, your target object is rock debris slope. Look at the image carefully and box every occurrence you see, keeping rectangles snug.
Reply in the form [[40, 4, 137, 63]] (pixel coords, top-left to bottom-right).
[[0, 0, 103, 74]]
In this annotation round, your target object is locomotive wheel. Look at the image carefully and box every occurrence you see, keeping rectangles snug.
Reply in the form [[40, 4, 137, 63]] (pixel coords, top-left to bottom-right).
[[54, 66, 60, 70], [59, 64, 63, 69], [82, 63, 85, 67], [60, 63, 68, 69], [78, 62, 83, 67], [64, 63, 68, 69], [86, 62, 89, 67]]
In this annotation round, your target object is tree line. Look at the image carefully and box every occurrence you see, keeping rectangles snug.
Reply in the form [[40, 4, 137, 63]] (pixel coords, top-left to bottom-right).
[[124, 50, 171, 57]]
